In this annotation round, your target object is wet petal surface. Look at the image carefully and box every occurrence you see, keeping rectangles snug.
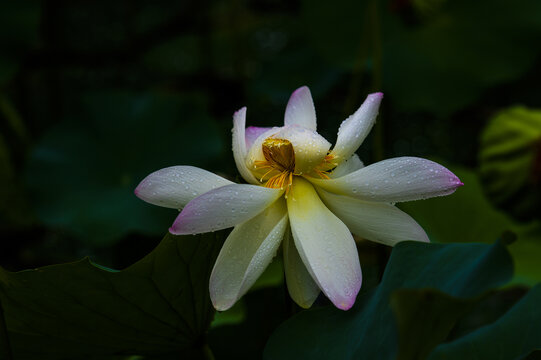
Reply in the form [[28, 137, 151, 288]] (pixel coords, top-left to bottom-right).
[[318, 189, 429, 246], [287, 177, 362, 310], [135, 166, 233, 209], [284, 86, 317, 131], [210, 200, 288, 311], [170, 184, 283, 234], [232, 107, 260, 185], [308, 157, 463, 203], [332, 93, 382, 164], [273, 125, 331, 175]]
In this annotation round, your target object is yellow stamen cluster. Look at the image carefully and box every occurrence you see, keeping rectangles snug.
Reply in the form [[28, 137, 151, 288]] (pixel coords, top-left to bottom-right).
[[254, 137, 338, 193], [254, 138, 296, 192], [314, 153, 339, 179]]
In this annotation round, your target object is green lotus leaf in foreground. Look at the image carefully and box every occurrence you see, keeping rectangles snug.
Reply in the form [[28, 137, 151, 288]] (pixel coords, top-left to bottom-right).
[[264, 240, 535, 360], [0, 232, 225, 360]]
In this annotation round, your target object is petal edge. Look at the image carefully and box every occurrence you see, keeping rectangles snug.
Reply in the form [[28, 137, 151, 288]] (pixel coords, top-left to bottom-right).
[[134, 166, 233, 209], [284, 86, 317, 131], [170, 184, 283, 235], [232, 107, 260, 185], [210, 200, 288, 311], [332, 93, 382, 164], [287, 177, 361, 310], [318, 188, 429, 246], [309, 157, 463, 203]]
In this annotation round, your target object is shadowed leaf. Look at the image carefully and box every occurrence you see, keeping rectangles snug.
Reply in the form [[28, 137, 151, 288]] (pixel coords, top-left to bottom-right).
[[264, 241, 513, 360], [0, 231, 225, 359], [391, 289, 480, 360], [428, 284, 541, 360]]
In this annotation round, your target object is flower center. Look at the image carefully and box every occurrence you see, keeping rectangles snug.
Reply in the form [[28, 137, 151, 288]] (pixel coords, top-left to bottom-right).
[[253, 137, 340, 193], [262, 138, 295, 171], [254, 137, 295, 191]]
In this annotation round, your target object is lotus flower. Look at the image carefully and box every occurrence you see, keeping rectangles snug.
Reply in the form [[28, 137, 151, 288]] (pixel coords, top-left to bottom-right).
[[135, 86, 463, 311]]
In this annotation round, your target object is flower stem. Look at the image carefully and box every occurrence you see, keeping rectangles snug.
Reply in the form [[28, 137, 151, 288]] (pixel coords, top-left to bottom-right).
[[0, 299, 13, 360], [202, 343, 215, 360]]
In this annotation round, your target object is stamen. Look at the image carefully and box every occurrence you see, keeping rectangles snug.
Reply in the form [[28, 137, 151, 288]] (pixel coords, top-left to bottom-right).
[[254, 137, 296, 190], [253, 160, 273, 170], [313, 152, 338, 179], [315, 169, 331, 179], [262, 138, 295, 172], [260, 168, 277, 182]]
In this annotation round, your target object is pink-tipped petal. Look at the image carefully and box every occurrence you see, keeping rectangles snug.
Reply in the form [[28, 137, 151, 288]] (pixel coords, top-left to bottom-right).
[[309, 157, 463, 203], [210, 200, 288, 311], [232, 107, 260, 185], [287, 177, 362, 311], [317, 188, 429, 246], [170, 184, 283, 235], [332, 92, 383, 165], [134, 166, 233, 209], [284, 86, 317, 130], [245, 126, 273, 149]]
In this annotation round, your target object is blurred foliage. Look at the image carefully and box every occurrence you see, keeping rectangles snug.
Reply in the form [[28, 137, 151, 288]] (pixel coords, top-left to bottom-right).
[[0, 132, 31, 231], [25, 91, 224, 246], [382, 0, 541, 116], [0, 1, 41, 87], [479, 106, 541, 222], [0, 0, 540, 358], [0, 231, 224, 359], [301, 0, 541, 116]]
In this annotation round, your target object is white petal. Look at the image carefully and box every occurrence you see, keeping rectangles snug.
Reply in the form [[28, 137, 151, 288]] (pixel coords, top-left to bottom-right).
[[332, 93, 383, 164], [245, 126, 273, 149], [170, 184, 283, 234], [232, 107, 260, 185], [308, 157, 463, 203], [284, 86, 317, 131], [135, 166, 233, 209], [283, 227, 320, 308], [210, 200, 288, 311], [273, 125, 331, 175], [287, 177, 361, 310], [329, 154, 364, 178], [317, 189, 428, 246]]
